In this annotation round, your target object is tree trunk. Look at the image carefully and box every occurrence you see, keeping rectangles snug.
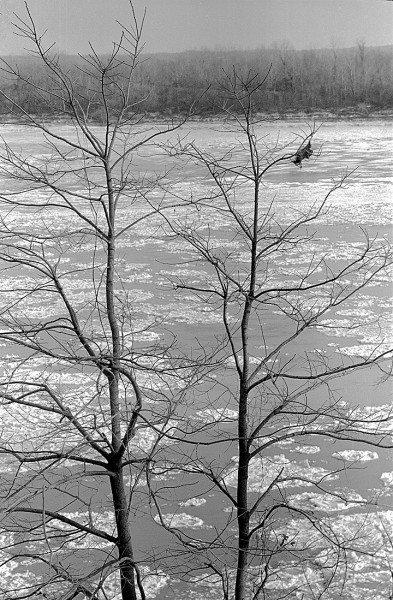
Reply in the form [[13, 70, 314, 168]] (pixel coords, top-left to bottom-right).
[[105, 170, 138, 600], [235, 384, 250, 600], [110, 470, 138, 600]]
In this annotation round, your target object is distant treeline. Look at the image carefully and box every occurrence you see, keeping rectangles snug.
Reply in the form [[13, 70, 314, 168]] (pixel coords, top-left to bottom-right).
[[1, 43, 392, 118]]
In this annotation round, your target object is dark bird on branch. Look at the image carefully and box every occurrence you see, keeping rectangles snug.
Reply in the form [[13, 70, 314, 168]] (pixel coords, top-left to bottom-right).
[[293, 140, 313, 168]]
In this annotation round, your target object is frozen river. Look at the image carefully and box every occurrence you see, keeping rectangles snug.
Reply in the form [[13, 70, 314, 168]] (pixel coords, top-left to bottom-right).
[[0, 117, 392, 598]]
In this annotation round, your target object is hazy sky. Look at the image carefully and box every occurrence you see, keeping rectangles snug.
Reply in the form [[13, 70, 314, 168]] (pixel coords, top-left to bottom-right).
[[0, 0, 392, 55]]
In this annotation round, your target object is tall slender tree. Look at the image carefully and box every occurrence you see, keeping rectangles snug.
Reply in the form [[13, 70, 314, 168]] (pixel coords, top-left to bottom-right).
[[0, 3, 193, 598], [146, 70, 393, 600]]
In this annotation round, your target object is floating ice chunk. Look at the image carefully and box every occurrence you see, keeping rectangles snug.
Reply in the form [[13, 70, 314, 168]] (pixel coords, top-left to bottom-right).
[[179, 497, 206, 507], [154, 512, 211, 529], [332, 450, 379, 462], [194, 408, 238, 422], [381, 472, 393, 487], [339, 344, 393, 359], [287, 491, 366, 512], [292, 445, 320, 454]]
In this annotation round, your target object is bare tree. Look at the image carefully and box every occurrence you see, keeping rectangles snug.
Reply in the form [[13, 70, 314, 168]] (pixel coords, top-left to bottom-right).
[[0, 4, 196, 599], [144, 70, 393, 599]]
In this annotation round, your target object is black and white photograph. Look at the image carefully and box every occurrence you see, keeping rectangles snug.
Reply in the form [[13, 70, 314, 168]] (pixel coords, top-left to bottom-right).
[[0, 1, 392, 598]]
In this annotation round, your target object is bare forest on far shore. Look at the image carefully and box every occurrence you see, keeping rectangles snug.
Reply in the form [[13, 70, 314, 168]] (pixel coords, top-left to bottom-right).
[[0, 42, 392, 119]]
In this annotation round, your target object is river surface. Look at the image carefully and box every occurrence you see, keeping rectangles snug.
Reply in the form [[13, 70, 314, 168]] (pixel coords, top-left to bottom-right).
[[0, 118, 392, 599]]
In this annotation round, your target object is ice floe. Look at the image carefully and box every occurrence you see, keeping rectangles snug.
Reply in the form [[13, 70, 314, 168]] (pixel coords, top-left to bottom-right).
[[332, 449, 379, 462], [154, 512, 211, 529]]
